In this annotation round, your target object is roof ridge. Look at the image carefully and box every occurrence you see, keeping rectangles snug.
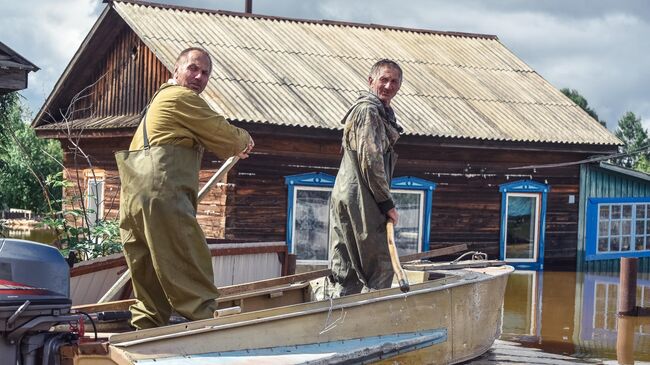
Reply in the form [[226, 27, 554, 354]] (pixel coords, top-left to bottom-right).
[[139, 37, 527, 72], [108, 0, 498, 40]]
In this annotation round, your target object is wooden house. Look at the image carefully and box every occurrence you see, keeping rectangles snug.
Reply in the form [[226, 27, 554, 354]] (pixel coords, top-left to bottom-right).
[[578, 162, 650, 272], [33, 0, 622, 270], [0, 41, 38, 93]]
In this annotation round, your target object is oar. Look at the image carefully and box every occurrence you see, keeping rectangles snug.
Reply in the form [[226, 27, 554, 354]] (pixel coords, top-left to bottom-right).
[[197, 155, 240, 201], [98, 155, 241, 303], [386, 221, 410, 293]]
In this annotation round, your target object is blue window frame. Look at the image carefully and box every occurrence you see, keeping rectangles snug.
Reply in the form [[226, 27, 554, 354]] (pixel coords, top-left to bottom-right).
[[285, 173, 336, 265], [390, 176, 436, 254], [585, 197, 650, 261], [499, 180, 550, 270], [285, 173, 436, 264]]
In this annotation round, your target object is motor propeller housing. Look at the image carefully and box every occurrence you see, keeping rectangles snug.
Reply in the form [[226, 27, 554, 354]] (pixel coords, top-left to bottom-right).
[[0, 239, 79, 365]]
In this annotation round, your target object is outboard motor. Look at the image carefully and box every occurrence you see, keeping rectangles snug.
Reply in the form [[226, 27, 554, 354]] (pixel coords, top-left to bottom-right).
[[0, 239, 80, 365]]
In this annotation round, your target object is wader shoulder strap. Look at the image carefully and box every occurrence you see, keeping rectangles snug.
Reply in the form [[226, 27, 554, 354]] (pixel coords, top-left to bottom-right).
[[139, 88, 165, 150]]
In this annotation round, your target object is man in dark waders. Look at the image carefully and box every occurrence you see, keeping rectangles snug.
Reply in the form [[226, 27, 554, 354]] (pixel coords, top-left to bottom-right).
[[116, 48, 254, 329], [329, 59, 403, 296]]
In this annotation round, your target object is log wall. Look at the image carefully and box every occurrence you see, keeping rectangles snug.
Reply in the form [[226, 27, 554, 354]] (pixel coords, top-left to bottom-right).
[[59, 124, 608, 268], [0, 68, 28, 92], [226, 125, 593, 267], [62, 27, 169, 122], [60, 136, 230, 238]]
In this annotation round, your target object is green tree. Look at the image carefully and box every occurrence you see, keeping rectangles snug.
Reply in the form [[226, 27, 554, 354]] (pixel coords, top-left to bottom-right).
[[0, 92, 63, 213], [614, 111, 650, 171], [561, 88, 607, 127], [1, 93, 121, 260]]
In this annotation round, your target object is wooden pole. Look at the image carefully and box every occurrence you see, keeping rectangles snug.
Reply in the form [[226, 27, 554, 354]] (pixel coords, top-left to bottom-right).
[[617, 257, 638, 316], [197, 156, 239, 201], [245, 0, 252, 13], [386, 221, 409, 293], [616, 315, 636, 365]]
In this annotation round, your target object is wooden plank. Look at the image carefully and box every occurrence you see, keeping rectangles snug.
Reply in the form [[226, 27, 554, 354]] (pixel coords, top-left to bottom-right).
[[0, 69, 27, 90], [73, 299, 135, 313], [70, 256, 126, 276], [464, 340, 603, 364], [400, 244, 468, 262], [218, 269, 331, 296]]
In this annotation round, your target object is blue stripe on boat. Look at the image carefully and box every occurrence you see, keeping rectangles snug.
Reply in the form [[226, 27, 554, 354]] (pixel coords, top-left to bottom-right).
[[137, 328, 447, 364]]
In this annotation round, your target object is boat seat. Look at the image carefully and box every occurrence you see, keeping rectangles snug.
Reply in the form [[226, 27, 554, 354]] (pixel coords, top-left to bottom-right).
[[215, 282, 311, 312]]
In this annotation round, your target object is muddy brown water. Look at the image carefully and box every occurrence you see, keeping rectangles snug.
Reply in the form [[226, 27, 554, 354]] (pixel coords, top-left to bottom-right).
[[503, 270, 650, 363], [1, 226, 58, 245]]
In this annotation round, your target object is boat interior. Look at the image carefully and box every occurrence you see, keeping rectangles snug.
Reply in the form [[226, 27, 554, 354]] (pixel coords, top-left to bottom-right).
[[71, 258, 507, 341]]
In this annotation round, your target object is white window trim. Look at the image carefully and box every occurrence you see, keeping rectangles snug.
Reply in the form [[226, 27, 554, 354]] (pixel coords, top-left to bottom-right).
[[291, 185, 332, 266], [85, 176, 105, 226], [391, 188, 425, 254], [503, 192, 541, 262]]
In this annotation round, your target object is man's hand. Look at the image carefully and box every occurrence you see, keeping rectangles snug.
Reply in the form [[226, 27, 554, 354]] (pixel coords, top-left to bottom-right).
[[238, 137, 255, 159], [386, 207, 399, 225]]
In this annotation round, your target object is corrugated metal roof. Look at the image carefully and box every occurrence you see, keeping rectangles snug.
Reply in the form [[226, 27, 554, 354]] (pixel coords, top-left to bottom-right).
[[36, 114, 142, 130], [109, 0, 619, 145]]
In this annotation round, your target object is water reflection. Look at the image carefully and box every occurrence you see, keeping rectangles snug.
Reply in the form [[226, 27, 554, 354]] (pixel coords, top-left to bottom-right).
[[502, 270, 650, 362], [0, 227, 58, 245]]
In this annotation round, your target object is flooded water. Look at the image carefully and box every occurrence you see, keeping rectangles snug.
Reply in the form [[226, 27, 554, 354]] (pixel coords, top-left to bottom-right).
[[0, 226, 58, 245], [502, 270, 650, 363], [4, 227, 650, 363]]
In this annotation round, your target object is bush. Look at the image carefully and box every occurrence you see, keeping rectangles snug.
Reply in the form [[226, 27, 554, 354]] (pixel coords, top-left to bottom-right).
[[40, 171, 122, 261]]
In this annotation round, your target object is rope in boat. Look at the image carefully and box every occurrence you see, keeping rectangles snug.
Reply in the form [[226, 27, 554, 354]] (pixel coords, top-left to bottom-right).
[[451, 251, 487, 263], [319, 296, 346, 335]]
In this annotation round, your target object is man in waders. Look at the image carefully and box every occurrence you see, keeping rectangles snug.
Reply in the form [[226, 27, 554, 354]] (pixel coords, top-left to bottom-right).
[[329, 59, 403, 296], [116, 47, 254, 329]]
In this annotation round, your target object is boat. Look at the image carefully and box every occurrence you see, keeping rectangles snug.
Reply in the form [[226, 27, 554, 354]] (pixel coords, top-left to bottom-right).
[[1, 238, 512, 365]]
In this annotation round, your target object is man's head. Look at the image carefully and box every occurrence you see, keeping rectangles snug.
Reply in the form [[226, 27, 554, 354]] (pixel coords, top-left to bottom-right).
[[368, 59, 402, 106], [173, 47, 212, 94]]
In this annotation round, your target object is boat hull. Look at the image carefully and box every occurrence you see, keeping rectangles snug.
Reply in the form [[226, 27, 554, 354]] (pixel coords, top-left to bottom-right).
[[71, 265, 512, 365]]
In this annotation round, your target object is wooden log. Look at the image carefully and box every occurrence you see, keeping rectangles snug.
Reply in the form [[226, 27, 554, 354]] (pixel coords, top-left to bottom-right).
[[618, 257, 638, 316], [616, 315, 635, 365]]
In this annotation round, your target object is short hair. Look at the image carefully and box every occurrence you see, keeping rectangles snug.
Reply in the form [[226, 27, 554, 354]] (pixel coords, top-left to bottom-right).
[[369, 59, 403, 83], [175, 47, 212, 69]]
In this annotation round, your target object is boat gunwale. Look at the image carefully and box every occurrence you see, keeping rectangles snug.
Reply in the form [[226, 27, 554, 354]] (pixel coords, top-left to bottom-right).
[[110, 265, 514, 348]]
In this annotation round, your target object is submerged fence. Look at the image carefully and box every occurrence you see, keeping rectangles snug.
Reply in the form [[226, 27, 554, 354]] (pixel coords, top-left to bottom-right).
[[0, 208, 32, 220]]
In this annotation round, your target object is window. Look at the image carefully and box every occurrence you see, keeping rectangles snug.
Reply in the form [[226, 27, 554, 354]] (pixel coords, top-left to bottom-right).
[[585, 197, 650, 260], [285, 173, 335, 265], [84, 169, 105, 226], [291, 187, 332, 263], [499, 180, 549, 270], [285, 173, 436, 264], [390, 177, 436, 255], [504, 193, 540, 261]]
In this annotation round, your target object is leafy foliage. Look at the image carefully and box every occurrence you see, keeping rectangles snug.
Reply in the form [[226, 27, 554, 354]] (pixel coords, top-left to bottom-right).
[[0, 92, 62, 213], [1, 92, 121, 260], [560, 88, 607, 127], [39, 171, 122, 261], [614, 111, 650, 171]]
